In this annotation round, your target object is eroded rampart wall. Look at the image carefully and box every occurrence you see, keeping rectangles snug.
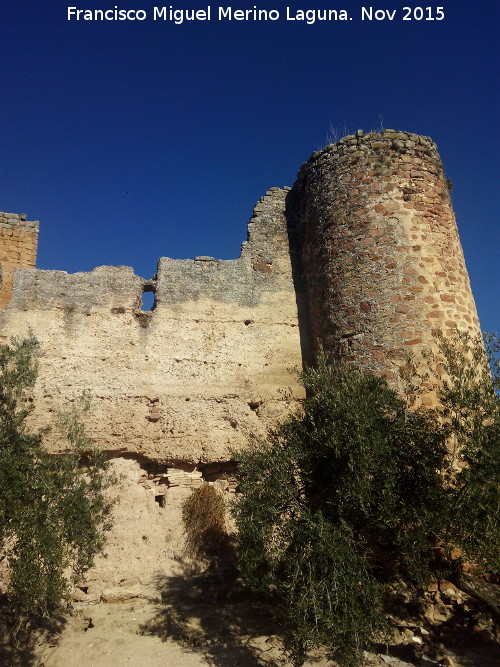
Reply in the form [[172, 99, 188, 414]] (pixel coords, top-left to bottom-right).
[[0, 188, 307, 464], [0, 130, 482, 460], [0, 132, 484, 592]]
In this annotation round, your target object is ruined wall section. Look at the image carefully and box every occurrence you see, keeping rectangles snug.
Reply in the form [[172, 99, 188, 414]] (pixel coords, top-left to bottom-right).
[[0, 188, 306, 464], [288, 130, 481, 395], [0, 212, 38, 310], [0, 131, 483, 458]]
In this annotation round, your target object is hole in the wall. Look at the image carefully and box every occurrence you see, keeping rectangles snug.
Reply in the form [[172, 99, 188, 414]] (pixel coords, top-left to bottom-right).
[[248, 398, 263, 411], [155, 494, 166, 508], [141, 290, 155, 311], [135, 283, 156, 326]]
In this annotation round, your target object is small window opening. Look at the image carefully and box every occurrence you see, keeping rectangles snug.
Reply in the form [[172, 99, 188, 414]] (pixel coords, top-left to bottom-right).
[[141, 290, 155, 311]]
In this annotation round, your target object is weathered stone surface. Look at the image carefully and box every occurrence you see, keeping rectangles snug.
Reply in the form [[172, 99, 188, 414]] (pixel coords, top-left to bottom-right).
[[0, 212, 38, 310], [100, 585, 160, 603], [287, 130, 481, 401], [0, 189, 306, 464], [0, 131, 483, 454]]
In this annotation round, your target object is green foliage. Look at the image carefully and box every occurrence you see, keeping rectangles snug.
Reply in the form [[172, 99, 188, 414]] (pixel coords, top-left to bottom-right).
[[232, 333, 499, 666], [0, 334, 113, 620], [181, 484, 228, 561], [428, 331, 500, 574]]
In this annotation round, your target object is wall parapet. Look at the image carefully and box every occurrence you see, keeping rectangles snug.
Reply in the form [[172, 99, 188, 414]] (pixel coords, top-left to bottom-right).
[[0, 187, 305, 464], [0, 211, 39, 230]]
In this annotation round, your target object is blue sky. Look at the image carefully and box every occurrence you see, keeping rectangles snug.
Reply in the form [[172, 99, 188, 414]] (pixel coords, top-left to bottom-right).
[[1, 1, 498, 332]]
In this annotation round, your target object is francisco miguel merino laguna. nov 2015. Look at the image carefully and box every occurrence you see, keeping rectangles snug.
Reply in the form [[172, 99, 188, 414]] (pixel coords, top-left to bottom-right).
[[67, 6, 354, 24]]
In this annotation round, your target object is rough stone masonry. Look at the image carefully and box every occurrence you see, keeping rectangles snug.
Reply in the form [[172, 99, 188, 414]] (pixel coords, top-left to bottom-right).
[[0, 130, 481, 467]]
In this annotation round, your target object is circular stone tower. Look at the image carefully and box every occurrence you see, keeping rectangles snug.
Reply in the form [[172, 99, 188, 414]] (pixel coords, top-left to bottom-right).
[[288, 130, 481, 388]]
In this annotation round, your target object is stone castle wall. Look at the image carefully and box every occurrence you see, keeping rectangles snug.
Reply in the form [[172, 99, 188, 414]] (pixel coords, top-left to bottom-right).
[[0, 188, 306, 464], [0, 212, 38, 310], [0, 131, 481, 461], [288, 130, 481, 398]]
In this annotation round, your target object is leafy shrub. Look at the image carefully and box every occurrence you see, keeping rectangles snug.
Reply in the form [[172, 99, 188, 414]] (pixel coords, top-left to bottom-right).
[[422, 331, 500, 574], [0, 334, 113, 620], [232, 333, 499, 666]]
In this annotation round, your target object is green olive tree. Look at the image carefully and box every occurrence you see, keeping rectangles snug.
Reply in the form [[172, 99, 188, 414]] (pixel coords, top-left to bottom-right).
[[0, 334, 113, 620], [232, 332, 499, 666]]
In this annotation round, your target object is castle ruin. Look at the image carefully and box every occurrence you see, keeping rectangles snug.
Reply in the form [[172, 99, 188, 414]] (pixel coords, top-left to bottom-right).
[[0, 130, 481, 467], [0, 129, 483, 594]]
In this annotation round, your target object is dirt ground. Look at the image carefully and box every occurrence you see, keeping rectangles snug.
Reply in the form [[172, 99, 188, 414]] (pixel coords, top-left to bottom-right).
[[34, 559, 500, 667], [1, 460, 498, 667], [1, 563, 499, 667]]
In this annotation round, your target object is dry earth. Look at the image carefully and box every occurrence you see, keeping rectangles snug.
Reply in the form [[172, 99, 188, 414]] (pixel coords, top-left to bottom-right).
[[1, 459, 498, 667], [35, 594, 500, 667]]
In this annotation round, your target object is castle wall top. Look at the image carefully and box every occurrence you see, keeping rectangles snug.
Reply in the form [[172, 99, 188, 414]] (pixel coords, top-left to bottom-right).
[[305, 130, 439, 165], [0, 188, 306, 464], [0, 211, 39, 232]]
